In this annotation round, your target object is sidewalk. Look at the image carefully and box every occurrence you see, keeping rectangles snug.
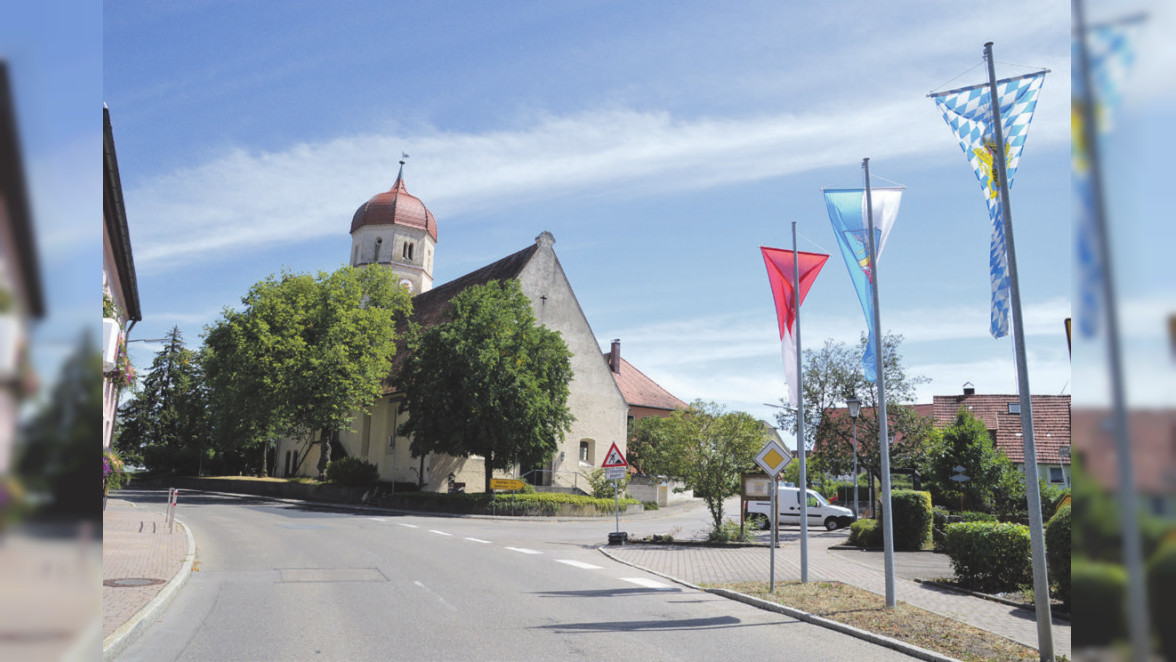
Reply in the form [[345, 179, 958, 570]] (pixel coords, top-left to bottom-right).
[[101, 497, 195, 660], [604, 537, 1071, 659]]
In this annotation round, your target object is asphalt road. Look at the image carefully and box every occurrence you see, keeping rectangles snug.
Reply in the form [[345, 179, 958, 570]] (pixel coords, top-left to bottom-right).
[[114, 491, 915, 661]]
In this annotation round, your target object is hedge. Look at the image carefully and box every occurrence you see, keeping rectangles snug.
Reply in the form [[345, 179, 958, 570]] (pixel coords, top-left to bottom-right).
[[1149, 540, 1176, 660], [848, 518, 881, 548], [943, 521, 1031, 593], [324, 457, 379, 486], [1073, 559, 1126, 647], [889, 489, 932, 551], [1045, 504, 1071, 609], [368, 489, 640, 516]]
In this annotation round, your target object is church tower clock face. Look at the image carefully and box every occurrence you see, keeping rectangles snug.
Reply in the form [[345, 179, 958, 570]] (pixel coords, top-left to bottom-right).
[[398, 278, 414, 293]]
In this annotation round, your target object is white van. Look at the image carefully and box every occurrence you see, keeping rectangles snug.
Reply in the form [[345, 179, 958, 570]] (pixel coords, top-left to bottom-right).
[[745, 486, 856, 531]]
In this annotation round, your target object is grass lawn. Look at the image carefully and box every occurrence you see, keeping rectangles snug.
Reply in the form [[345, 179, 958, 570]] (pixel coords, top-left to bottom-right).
[[710, 580, 1039, 662]]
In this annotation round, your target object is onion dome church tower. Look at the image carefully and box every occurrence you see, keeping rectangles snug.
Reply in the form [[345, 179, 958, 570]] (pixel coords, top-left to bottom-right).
[[349, 160, 437, 294]]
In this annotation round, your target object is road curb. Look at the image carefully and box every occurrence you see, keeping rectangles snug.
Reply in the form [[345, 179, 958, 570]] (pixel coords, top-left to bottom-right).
[[101, 516, 196, 662], [598, 546, 961, 662]]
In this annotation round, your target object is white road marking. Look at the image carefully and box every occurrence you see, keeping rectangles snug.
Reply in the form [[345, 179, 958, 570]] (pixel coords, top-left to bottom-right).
[[397, 523, 419, 529], [621, 577, 675, 590], [504, 547, 542, 555], [364, 517, 388, 522], [413, 580, 458, 612], [464, 537, 492, 544], [556, 560, 602, 570], [429, 530, 453, 537]]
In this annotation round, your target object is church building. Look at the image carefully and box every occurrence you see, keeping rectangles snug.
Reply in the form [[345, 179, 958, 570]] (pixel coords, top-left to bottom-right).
[[276, 164, 636, 494]]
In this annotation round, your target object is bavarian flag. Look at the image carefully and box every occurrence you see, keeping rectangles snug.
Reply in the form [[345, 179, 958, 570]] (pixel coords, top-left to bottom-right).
[[1074, 14, 1144, 338], [823, 187, 903, 382], [931, 70, 1046, 339], [761, 247, 829, 408]]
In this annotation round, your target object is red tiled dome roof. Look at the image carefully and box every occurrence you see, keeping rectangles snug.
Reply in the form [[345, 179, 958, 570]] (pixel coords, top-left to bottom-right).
[[350, 173, 438, 241]]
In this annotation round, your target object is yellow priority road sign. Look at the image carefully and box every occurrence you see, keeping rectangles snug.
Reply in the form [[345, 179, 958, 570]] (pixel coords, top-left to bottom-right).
[[754, 439, 792, 478], [490, 479, 526, 491]]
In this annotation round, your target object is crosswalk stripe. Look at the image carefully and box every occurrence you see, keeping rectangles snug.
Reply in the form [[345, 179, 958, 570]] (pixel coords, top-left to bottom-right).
[[621, 577, 674, 590], [556, 559, 602, 570]]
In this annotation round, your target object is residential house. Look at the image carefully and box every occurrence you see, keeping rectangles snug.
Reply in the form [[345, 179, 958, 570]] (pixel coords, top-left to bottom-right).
[[102, 106, 142, 450], [1072, 408, 1176, 518], [0, 63, 43, 472]]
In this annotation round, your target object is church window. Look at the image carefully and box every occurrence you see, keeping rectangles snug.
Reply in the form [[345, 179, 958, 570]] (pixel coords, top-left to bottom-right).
[[579, 439, 594, 464], [403, 241, 414, 261]]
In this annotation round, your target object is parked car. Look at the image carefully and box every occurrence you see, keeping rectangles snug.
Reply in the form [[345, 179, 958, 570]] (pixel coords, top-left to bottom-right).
[[745, 486, 856, 531]]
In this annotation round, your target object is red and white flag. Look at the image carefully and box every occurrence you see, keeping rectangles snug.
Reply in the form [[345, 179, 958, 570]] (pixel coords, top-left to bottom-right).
[[761, 247, 829, 408]]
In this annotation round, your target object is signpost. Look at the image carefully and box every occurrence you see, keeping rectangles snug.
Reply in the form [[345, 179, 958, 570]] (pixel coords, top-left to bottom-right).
[[601, 442, 628, 544], [754, 438, 792, 592]]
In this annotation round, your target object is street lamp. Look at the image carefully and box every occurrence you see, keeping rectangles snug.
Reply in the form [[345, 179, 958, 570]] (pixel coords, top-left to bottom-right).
[[846, 397, 861, 519]]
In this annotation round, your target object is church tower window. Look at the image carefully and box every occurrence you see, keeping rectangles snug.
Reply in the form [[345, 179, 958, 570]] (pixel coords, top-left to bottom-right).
[[403, 242, 415, 261], [374, 237, 382, 262]]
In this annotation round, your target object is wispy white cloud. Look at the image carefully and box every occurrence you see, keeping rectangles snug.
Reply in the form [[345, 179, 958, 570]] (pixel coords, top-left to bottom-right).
[[127, 86, 1070, 273]]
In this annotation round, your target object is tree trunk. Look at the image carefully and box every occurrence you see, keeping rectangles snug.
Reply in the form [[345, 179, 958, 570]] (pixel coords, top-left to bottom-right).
[[483, 450, 494, 494], [260, 440, 268, 477], [317, 428, 331, 478]]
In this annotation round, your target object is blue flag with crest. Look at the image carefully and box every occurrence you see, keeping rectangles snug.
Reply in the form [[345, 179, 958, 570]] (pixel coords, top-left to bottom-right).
[[823, 187, 903, 382]]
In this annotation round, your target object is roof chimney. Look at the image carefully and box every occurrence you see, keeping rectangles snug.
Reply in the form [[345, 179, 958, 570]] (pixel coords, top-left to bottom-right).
[[609, 339, 621, 373], [963, 381, 975, 396]]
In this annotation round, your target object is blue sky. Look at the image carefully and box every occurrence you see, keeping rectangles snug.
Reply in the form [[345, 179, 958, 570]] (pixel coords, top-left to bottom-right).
[[92, 1, 1172, 446]]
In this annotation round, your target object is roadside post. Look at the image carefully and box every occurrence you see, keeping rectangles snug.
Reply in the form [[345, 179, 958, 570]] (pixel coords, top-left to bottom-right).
[[754, 438, 792, 592], [602, 442, 628, 545], [489, 478, 525, 517]]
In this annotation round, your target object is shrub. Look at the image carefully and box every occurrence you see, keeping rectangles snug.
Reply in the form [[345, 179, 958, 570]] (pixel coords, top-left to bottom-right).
[[931, 506, 949, 551], [957, 510, 998, 523], [943, 521, 1032, 593], [1045, 504, 1071, 609], [1072, 558, 1126, 647], [585, 468, 630, 499], [324, 457, 379, 486], [708, 517, 756, 543], [889, 489, 933, 551], [849, 518, 882, 548], [1149, 540, 1176, 661]]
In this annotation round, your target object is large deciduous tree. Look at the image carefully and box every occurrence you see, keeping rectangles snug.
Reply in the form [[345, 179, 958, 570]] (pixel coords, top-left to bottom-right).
[[774, 334, 934, 483], [116, 326, 210, 475], [202, 265, 411, 476], [918, 407, 1020, 513], [635, 401, 766, 533], [395, 279, 574, 493]]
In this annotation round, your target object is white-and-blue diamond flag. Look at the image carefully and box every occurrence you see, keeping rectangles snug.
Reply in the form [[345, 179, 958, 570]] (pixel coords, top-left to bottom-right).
[[931, 70, 1047, 338], [1074, 15, 1144, 338]]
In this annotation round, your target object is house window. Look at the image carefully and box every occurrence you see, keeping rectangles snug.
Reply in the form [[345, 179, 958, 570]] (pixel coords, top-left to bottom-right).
[[1048, 466, 1064, 483], [579, 439, 593, 464], [1008, 402, 1020, 414], [403, 242, 414, 261]]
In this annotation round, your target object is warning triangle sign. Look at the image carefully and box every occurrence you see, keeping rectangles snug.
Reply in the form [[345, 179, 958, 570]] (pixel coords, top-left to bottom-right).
[[601, 442, 628, 468]]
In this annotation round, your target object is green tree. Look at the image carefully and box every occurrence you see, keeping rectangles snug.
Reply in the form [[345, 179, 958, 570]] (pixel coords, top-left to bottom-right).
[[648, 401, 767, 533], [775, 334, 933, 485], [918, 407, 1020, 513], [17, 332, 102, 520], [395, 279, 574, 493], [115, 327, 210, 475], [202, 265, 411, 476]]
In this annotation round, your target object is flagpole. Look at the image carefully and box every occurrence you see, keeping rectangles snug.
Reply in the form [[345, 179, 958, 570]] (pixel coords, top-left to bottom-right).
[[793, 221, 809, 583], [1072, 3, 1149, 658], [863, 158, 895, 607], [984, 41, 1054, 661]]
